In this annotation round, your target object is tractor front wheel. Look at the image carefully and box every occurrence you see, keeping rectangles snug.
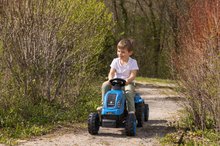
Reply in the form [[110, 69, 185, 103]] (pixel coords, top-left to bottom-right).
[[125, 113, 136, 136], [88, 113, 100, 135]]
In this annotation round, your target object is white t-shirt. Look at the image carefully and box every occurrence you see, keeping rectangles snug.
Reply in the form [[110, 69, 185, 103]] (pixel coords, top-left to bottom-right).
[[110, 57, 139, 79]]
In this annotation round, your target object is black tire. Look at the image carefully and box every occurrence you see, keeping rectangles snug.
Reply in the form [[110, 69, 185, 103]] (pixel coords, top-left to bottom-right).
[[144, 104, 149, 122], [88, 113, 100, 135], [136, 103, 144, 127], [125, 114, 136, 136]]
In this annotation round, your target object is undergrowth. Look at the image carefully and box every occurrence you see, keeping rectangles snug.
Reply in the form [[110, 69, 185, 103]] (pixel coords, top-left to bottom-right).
[[160, 110, 220, 146], [0, 81, 101, 145]]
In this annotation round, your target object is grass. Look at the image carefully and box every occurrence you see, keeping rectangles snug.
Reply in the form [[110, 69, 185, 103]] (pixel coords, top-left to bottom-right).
[[160, 129, 220, 146], [0, 82, 101, 145], [160, 110, 220, 146], [135, 76, 176, 85]]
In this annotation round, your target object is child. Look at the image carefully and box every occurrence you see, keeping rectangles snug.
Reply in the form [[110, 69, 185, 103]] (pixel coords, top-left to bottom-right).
[[101, 38, 139, 114]]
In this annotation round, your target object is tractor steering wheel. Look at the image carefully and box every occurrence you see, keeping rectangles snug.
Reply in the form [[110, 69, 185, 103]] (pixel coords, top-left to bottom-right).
[[109, 78, 126, 86]]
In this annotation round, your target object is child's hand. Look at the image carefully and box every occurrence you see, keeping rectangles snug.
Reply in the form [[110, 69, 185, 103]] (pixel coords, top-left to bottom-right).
[[125, 80, 129, 85], [107, 80, 111, 85]]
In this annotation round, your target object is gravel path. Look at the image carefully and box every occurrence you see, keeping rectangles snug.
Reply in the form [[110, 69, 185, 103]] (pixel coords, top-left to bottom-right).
[[18, 82, 182, 146]]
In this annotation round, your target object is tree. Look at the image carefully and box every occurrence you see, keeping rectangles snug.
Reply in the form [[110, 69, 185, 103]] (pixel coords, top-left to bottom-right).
[[172, 0, 220, 131], [104, 0, 181, 78]]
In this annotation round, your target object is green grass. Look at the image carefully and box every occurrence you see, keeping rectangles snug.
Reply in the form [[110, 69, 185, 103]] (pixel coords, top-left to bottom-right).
[[160, 110, 220, 146], [160, 129, 220, 146], [135, 76, 175, 84], [0, 82, 101, 145]]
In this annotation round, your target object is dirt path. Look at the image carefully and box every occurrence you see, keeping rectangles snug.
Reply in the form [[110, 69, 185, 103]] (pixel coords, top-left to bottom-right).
[[19, 82, 182, 146]]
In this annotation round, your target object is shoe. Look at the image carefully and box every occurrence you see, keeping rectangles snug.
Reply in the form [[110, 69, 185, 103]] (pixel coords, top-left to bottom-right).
[[96, 106, 102, 111], [128, 112, 136, 119], [128, 111, 135, 114]]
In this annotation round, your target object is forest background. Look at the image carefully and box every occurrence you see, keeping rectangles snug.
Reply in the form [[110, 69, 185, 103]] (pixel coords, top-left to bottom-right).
[[0, 0, 219, 145]]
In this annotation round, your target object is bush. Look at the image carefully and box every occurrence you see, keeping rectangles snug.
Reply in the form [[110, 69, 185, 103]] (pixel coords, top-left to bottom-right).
[[0, 1, 112, 106], [0, 0, 112, 142]]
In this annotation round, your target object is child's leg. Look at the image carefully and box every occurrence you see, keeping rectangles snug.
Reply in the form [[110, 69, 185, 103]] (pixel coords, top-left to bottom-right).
[[101, 81, 111, 103], [125, 83, 135, 113]]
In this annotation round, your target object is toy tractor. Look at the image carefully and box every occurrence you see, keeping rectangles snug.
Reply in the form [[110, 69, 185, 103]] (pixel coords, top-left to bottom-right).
[[88, 78, 149, 136]]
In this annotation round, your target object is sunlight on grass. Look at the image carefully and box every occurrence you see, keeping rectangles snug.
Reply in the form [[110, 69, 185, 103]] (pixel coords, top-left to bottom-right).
[[135, 76, 175, 84]]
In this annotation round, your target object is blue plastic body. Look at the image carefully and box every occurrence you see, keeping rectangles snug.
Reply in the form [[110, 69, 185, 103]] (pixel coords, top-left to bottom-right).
[[101, 89, 144, 116], [101, 89, 125, 115], [134, 93, 144, 103]]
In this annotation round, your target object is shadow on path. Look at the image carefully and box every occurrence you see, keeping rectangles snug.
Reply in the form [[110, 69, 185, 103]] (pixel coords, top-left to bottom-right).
[[137, 120, 176, 138], [96, 120, 176, 139]]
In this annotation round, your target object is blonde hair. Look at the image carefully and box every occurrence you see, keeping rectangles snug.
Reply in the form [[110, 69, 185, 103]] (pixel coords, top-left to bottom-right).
[[117, 38, 133, 52]]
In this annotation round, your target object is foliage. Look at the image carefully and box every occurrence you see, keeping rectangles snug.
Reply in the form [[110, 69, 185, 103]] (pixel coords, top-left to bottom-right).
[[0, 0, 112, 103], [0, 0, 111, 144], [103, 0, 179, 78], [0, 79, 101, 144], [160, 109, 220, 146], [161, 130, 220, 146], [160, 110, 220, 146]]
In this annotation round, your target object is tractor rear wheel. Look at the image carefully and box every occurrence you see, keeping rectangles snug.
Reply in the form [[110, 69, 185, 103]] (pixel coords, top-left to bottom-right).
[[144, 104, 149, 121], [136, 103, 144, 127]]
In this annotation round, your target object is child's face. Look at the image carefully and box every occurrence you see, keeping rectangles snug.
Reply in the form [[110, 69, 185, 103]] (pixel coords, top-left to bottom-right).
[[117, 48, 133, 61]]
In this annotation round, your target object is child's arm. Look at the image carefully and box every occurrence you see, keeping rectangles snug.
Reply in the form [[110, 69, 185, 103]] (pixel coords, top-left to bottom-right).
[[108, 68, 116, 81], [126, 70, 137, 85]]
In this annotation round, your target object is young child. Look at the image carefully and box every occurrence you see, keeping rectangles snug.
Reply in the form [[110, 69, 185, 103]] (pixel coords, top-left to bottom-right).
[[101, 38, 139, 114]]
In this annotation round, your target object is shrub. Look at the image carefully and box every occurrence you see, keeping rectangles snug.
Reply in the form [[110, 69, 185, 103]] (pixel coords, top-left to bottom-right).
[[0, 0, 112, 141]]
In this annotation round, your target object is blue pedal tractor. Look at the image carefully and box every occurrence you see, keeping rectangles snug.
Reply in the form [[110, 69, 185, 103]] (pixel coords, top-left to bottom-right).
[[88, 78, 149, 136]]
